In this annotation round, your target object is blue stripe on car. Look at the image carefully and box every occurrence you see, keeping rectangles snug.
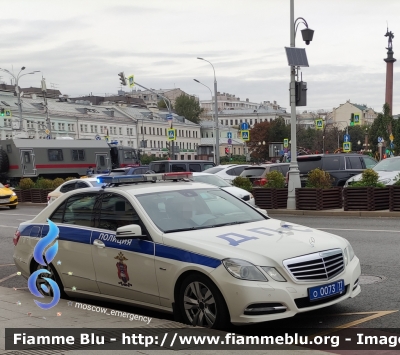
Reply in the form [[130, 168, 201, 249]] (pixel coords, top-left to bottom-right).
[[20, 224, 221, 268]]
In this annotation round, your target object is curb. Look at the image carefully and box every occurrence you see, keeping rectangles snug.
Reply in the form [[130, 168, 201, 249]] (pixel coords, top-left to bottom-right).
[[267, 209, 400, 218]]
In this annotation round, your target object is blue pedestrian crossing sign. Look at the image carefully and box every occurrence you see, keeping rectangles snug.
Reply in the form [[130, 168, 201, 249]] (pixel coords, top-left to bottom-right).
[[315, 119, 324, 130], [343, 142, 351, 152], [343, 134, 350, 142], [95, 134, 101, 140], [354, 114, 360, 125], [167, 128, 176, 141], [227, 132, 232, 139], [241, 130, 250, 141]]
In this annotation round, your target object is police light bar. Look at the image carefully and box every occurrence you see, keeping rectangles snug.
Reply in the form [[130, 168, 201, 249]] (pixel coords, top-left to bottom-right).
[[97, 172, 192, 185]]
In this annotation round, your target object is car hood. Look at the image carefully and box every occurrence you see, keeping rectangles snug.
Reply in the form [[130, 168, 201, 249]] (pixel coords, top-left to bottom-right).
[[162, 218, 346, 267], [221, 186, 251, 198], [346, 170, 399, 185], [0, 187, 13, 196]]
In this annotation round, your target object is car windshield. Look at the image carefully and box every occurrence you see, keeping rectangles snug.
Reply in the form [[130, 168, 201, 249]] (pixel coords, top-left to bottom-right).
[[192, 175, 231, 187], [136, 188, 266, 233], [203, 167, 225, 174], [373, 158, 400, 171]]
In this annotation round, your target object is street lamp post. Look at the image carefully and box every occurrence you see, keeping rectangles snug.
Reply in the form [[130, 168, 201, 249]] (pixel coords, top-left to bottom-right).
[[197, 57, 219, 165], [0, 67, 40, 132], [287, 0, 314, 209], [194, 79, 215, 163]]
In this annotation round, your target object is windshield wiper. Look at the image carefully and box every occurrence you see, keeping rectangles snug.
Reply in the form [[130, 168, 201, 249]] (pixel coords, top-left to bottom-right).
[[164, 227, 203, 233], [211, 220, 259, 228]]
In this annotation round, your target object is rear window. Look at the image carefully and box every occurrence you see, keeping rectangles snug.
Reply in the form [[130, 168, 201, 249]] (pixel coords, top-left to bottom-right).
[[297, 158, 322, 173], [241, 168, 266, 177]]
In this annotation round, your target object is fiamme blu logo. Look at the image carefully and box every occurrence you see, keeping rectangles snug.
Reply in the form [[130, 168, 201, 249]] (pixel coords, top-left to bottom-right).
[[27, 219, 60, 309]]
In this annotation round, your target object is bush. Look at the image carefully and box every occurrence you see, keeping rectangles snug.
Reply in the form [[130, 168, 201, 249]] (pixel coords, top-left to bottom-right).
[[350, 168, 386, 188], [52, 178, 65, 188], [18, 178, 35, 190], [232, 176, 253, 192], [65, 177, 77, 181], [263, 170, 285, 188], [306, 168, 333, 189], [35, 178, 54, 189]]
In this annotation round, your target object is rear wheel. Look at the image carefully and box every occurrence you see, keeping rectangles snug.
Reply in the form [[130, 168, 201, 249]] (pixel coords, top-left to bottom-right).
[[178, 273, 230, 329]]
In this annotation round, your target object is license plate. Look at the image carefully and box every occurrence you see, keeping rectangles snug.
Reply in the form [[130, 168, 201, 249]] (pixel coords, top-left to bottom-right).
[[309, 279, 345, 301]]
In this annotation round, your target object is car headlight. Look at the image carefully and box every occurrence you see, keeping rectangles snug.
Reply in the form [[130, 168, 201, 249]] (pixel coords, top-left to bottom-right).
[[378, 178, 391, 185], [344, 243, 355, 265], [222, 258, 267, 281], [261, 267, 286, 282], [11, 192, 16, 196]]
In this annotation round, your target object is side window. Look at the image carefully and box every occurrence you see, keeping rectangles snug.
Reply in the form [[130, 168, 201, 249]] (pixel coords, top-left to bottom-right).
[[322, 157, 340, 170], [171, 164, 186, 172], [97, 193, 147, 234], [72, 149, 85, 161], [226, 168, 237, 176], [279, 165, 290, 175], [48, 149, 63, 161], [189, 164, 201, 172], [99, 156, 106, 166], [233, 166, 247, 175], [347, 157, 363, 169], [269, 166, 279, 172], [363, 157, 377, 169], [76, 181, 90, 189], [49, 193, 98, 226], [24, 152, 30, 163], [152, 164, 165, 173], [6, 144, 12, 153], [203, 163, 215, 170], [60, 182, 77, 193]]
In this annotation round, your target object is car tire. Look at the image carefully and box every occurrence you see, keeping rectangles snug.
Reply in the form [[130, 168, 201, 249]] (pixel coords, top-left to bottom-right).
[[9, 205, 16, 209], [178, 273, 230, 330], [31, 262, 68, 299]]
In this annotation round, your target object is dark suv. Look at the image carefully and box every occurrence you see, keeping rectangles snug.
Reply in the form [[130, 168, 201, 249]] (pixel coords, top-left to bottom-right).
[[297, 154, 377, 187]]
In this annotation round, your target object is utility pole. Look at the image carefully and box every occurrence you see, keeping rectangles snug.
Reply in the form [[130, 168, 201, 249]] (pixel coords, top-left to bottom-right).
[[41, 77, 52, 139]]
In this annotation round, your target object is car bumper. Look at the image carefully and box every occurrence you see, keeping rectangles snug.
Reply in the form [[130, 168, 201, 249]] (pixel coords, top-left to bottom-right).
[[211, 256, 361, 325], [0, 196, 18, 206]]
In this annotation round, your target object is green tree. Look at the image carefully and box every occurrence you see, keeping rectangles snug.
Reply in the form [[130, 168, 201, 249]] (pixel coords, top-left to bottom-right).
[[157, 100, 169, 109], [174, 94, 203, 124], [368, 103, 394, 155]]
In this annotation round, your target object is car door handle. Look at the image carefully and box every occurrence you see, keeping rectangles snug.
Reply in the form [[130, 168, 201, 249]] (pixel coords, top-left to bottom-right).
[[93, 239, 105, 248]]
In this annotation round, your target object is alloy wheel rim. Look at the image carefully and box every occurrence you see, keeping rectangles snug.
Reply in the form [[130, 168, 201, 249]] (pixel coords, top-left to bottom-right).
[[183, 281, 217, 327]]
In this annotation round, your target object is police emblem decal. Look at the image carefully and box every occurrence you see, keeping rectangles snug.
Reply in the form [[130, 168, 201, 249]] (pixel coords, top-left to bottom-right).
[[115, 252, 132, 287]]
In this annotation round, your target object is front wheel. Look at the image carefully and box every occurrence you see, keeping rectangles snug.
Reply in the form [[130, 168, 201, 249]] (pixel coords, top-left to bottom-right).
[[9, 205, 17, 209], [178, 273, 230, 329]]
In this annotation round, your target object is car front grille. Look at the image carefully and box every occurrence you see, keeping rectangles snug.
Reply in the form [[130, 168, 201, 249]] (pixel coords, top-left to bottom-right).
[[0, 195, 11, 199], [242, 195, 250, 201], [283, 249, 344, 282]]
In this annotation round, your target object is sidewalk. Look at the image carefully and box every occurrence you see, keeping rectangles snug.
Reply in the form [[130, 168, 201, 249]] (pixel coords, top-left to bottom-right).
[[0, 286, 332, 354]]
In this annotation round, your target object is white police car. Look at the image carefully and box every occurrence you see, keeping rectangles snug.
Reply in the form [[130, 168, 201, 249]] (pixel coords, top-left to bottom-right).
[[13, 172, 361, 329]]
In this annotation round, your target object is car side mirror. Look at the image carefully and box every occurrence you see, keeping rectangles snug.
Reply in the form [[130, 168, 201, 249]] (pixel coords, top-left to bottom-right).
[[256, 208, 269, 217], [115, 224, 147, 239]]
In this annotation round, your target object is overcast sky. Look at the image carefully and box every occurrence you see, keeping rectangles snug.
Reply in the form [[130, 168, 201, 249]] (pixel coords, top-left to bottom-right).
[[2, 0, 400, 114]]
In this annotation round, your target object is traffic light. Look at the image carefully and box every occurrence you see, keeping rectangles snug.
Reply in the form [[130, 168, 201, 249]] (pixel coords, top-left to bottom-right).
[[230, 153, 233, 161], [118, 72, 127, 86], [0, 108, 4, 116], [350, 113, 354, 126], [225, 147, 229, 157]]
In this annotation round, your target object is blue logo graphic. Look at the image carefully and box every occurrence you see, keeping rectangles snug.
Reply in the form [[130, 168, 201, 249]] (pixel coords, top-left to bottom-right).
[[27, 219, 60, 309]]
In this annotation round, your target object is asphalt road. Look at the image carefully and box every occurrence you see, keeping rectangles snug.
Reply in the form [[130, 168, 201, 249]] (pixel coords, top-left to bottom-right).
[[1, 204, 399, 332]]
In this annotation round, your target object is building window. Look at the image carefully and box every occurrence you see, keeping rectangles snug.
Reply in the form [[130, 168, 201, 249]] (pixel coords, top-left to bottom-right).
[[48, 149, 63, 161], [144, 127, 147, 134], [51, 122, 55, 131], [235, 120, 238, 125], [72, 149, 85, 161], [119, 127, 122, 135]]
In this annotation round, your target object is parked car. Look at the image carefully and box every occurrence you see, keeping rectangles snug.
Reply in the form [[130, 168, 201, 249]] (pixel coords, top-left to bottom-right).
[[149, 160, 215, 173], [14, 172, 361, 329], [191, 172, 255, 205], [203, 164, 252, 183], [297, 154, 377, 187], [344, 156, 400, 187], [0, 183, 18, 209], [109, 166, 150, 176], [47, 177, 105, 204], [240, 163, 290, 186]]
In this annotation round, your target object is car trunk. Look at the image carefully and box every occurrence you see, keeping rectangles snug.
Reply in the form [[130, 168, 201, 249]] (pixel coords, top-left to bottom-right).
[[241, 167, 267, 185]]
